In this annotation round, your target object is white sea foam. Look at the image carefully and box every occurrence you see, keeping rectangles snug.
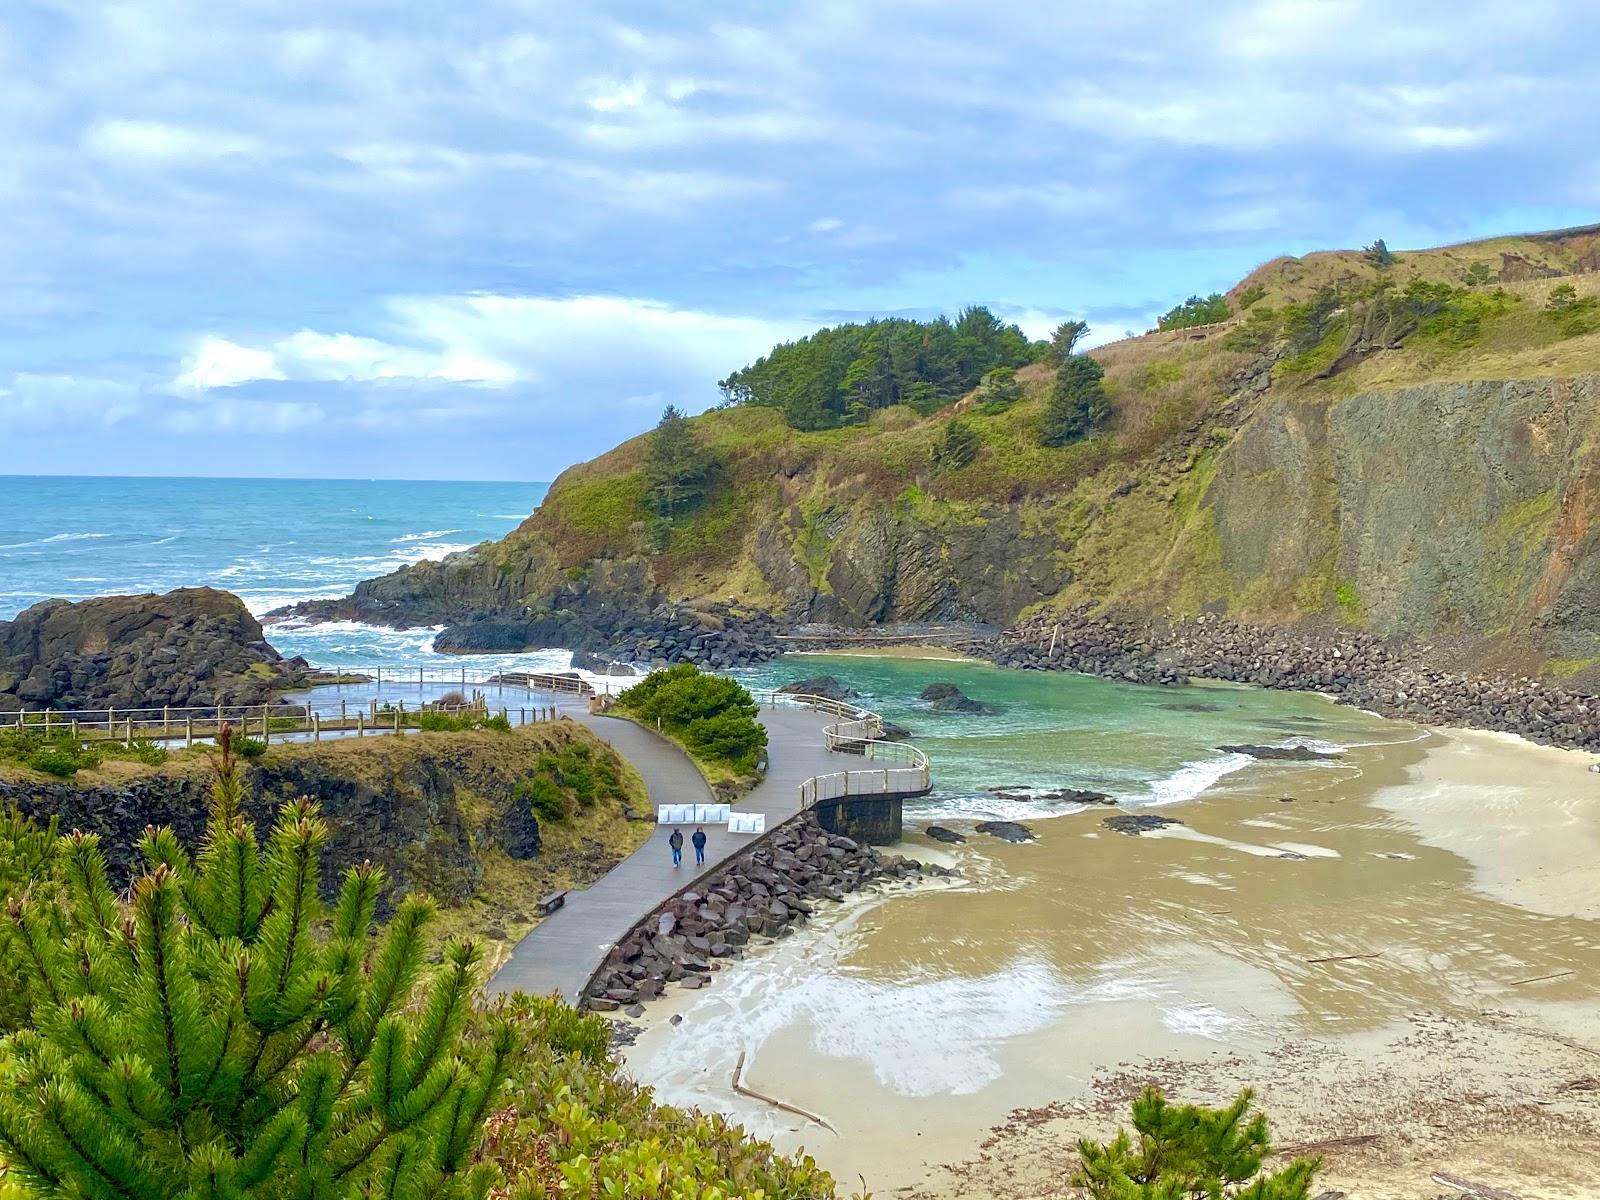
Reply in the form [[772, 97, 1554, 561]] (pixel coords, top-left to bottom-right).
[[41, 532, 109, 543], [1140, 752, 1254, 806], [408, 542, 473, 562], [1162, 1003, 1240, 1040], [392, 529, 463, 543]]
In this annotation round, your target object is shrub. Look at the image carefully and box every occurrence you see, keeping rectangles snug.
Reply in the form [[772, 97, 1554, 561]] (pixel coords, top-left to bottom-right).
[[616, 664, 767, 774], [1545, 282, 1600, 337], [100, 738, 169, 766], [25, 744, 97, 778], [1236, 283, 1267, 309], [1363, 238, 1397, 267], [234, 734, 268, 758], [417, 710, 513, 733], [1073, 1086, 1320, 1199], [516, 774, 569, 821], [1040, 355, 1110, 447]]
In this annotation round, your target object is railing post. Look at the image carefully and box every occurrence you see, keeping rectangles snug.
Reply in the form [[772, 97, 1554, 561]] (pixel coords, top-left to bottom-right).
[[186, 716, 194, 748], [107, 704, 114, 735], [340, 699, 347, 723], [357, 712, 365, 737], [125, 717, 133, 747], [313, 713, 320, 743]]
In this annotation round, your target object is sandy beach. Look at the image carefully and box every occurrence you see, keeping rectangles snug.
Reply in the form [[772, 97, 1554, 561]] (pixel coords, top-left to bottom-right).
[[621, 721, 1600, 1199]]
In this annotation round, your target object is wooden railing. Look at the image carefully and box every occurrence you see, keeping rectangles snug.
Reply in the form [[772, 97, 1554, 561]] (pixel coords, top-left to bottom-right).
[[749, 689, 931, 805]]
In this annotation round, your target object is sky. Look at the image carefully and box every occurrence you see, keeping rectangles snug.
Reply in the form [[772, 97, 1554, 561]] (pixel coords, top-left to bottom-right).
[[3, 1, 1597, 481]]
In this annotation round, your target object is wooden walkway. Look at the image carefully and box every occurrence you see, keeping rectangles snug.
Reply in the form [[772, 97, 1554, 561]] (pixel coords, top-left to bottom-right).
[[487, 706, 850, 1005]]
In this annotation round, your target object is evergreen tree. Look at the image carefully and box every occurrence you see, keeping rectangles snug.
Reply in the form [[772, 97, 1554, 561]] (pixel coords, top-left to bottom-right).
[[1363, 238, 1397, 268], [0, 727, 513, 1200], [645, 405, 711, 521], [973, 366, 1022, 412], [1050, 319, 1090, 362], [1073, 1087, 1320, 1200], [1157, 293, 1232, 331], [0, 804, 60, 1034], [930, 419, 982, 472], [1039, 354, 1110, 447]]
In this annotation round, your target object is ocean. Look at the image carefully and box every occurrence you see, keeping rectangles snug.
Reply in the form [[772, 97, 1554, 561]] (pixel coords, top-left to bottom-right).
[[2, 473, 1398, 823]]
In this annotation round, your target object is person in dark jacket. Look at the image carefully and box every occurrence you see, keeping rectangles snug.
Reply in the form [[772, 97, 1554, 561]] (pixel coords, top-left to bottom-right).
[[691, 825, 708, 866], [669, 827, 684, 867]]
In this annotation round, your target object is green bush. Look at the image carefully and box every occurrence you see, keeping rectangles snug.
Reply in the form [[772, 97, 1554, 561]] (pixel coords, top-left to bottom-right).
[[516, 774, 568, 821], [24, 744, 98, 778], [616, 663, 767, 774], [0, 805, 59, 1034], [1073, 1086, 1320, 1199], [417, 709, 513, 733], [1545, 282, 1600, 338], [233, 734, 267, 759], [973, 365, 1022, 413], [99, 738, 169, 766]]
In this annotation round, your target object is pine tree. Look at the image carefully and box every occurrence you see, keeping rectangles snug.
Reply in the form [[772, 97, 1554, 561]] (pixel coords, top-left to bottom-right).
[[1039, 354, 1110, 447], [0, 726, 513, 1200], [645, 405, 711, 521], [0, 804, 60, 1034], [1072, 1087, 1321, 1199]]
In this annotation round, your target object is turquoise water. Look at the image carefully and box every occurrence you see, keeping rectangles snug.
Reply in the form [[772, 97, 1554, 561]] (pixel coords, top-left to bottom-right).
[[744, 653, 1412, 822], [4, 475, 1407, 821]]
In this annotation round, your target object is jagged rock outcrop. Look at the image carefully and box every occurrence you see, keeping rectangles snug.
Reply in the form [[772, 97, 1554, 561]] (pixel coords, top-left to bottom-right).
[[0, 588, 311, 713]]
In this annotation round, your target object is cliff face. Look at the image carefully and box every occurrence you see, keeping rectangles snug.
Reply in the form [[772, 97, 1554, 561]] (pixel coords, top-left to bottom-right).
[[288, 229, 1600, 677]]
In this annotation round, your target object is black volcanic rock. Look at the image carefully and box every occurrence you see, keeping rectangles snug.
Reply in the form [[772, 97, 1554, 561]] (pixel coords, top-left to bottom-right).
[[1216, 744, 1341, 761], [0, 588, 310, 713], [925, 825, 966, 844], [778, 676, 859, 702], [920, 682, 994, 713], [1103, 813, 1182, 835], [975, 820, 1036, 842]]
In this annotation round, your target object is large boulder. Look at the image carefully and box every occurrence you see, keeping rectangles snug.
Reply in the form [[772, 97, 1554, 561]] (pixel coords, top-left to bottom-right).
[[778, 675, 859, 702], [919, 682, 994, 713], [0, 588, 309, 713]]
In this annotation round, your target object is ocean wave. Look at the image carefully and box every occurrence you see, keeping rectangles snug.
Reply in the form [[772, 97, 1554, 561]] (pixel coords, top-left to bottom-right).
[[1140, 752, 1254, 806], [0, 532, 111, 550], [392, 529, 463, 543], [407, 542, 473, 562]]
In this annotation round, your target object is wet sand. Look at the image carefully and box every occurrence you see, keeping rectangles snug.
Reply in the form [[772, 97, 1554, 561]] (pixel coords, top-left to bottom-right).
[[622, 723, 1600, 1198]]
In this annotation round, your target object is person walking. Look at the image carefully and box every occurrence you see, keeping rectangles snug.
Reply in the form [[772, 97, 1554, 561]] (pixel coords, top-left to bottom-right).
[[691, 825, 708, 866], [669, 827, 684, 868]]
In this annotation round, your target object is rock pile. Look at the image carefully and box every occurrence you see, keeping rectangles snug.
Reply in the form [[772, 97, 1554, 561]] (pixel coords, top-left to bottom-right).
[[583, 814, 947, 1010], [985, 608, 1600, 754], [0, 588, 311, 714]]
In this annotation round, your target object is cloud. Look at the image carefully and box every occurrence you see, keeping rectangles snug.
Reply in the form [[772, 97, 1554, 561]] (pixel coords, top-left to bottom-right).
[[5, 0, 1599, 476]]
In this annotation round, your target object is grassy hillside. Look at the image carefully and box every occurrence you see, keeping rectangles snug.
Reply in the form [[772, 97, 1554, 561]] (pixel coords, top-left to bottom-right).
[[346, 224, 1600, 675]]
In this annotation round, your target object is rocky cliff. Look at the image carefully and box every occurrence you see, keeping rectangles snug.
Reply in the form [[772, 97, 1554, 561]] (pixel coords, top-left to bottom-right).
[[279, 227, 1600, 679], [0, 723, 643, 911], [0, 587, 313, 713]]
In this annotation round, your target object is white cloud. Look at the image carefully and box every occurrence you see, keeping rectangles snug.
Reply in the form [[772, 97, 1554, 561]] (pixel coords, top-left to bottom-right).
[[170, 293, 802, 400], [176, 338, 285, 390], [0, 372, 142, 428], [83, 118, 268, 166], [807, 216, 844, 234]]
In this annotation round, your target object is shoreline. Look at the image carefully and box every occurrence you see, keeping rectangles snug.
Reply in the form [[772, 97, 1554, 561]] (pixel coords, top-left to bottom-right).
[[620, 708, 1600, 1199]]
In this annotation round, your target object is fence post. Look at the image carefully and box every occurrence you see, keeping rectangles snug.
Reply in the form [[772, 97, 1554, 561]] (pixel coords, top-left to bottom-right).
[[313, 713, 320, 743], [125, 717, 133, 747], [186, 717, 194, 748], [340, 699, 347, 723], [71, 718, 79, 741], [370, 698, 377, 719], [393, 708, 400, 733], [357, 712, 365, 737], [107, 705, 114, 735], [262, 707, 269, 746], [162, 705, 170, 734], [217, 705, 223, 736], [375, 666, 381, 690], [884, 767, 890, 792]]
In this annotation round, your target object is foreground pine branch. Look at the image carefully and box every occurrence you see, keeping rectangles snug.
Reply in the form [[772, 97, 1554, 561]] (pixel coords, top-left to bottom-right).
[[0, 726, 512, 1200]]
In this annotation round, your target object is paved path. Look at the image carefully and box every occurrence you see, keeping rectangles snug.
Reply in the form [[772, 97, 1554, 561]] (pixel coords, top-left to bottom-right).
[[487, 706, 843, 1004]]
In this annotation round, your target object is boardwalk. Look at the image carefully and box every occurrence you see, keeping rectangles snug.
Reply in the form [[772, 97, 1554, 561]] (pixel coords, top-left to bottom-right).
[[488, 707, 848, 1004]]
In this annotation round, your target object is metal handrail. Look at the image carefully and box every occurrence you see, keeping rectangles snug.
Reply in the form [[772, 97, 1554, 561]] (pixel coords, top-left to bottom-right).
[[749, 689, 931, 806]]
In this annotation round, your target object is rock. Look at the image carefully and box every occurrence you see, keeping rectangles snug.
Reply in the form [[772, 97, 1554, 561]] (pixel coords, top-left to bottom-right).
[[1103, 813, 1182, 835], [624, 1003, 645, 1018], [778, 676, 859, 702], [0, 588, 311, 712], [669, 1013, 683, 1026], [925, 825, 966, 844], [919, 682, 994, 713], [989, 786, 1114, 805], [1216, 744, 1342, 761], [975, 820, 1036, 843], [877, 719, 913, 740]]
